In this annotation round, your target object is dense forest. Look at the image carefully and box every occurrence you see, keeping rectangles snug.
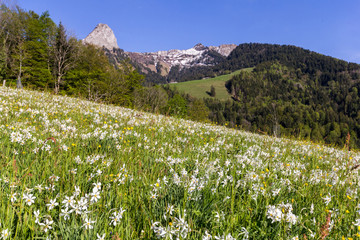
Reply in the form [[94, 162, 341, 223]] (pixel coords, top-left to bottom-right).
[[205, 61, 360, 148], [215, 45, 360, 148]]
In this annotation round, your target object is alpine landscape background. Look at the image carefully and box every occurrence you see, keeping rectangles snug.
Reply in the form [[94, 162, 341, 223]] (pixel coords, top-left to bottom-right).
[[1, 1, 360, 239]]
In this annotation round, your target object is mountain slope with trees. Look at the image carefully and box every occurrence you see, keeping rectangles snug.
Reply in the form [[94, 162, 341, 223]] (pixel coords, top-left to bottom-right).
[[203, 58, 360, 148], [163, 44, 360, 148]]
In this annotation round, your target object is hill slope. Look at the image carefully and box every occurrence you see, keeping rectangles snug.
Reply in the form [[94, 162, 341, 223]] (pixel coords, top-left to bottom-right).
[[171, 68, 251, 101], [0, 86, 360, 238], [164, 44, 360, 148]]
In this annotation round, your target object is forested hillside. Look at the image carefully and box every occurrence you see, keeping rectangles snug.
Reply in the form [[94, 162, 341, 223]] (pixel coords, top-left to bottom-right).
[[213, 61, 360, 147], [166, 44, 360, 148]]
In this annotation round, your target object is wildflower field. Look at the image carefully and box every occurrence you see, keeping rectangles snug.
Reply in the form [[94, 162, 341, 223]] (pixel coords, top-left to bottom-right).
[[1, 87, 360, 240]]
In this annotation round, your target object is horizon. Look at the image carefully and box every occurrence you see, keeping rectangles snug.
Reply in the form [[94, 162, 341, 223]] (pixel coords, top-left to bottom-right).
[[13, 0, 360, 64]]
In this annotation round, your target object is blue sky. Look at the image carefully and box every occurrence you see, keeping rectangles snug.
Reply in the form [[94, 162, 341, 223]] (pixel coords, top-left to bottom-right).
[[16, 0, 360, 63]]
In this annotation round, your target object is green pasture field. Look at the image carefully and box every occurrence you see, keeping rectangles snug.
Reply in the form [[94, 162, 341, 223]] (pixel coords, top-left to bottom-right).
[[171, 68, 252, 101]]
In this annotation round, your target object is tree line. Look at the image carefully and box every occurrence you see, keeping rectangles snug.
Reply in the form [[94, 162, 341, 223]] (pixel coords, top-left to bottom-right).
[[0, 4, 143, 106]]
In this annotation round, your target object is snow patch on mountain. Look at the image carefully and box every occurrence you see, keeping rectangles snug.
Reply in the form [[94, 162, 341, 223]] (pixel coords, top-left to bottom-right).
[[126, 43, 236, 72]]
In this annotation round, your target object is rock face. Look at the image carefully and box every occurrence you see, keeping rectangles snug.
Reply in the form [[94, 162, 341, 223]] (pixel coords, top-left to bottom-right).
[[83, 23, 119, 50], [209, 44, 238, 57]]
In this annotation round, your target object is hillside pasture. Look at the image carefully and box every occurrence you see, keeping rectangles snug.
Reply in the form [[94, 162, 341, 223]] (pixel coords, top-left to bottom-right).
[[170, 68, 252, 101]]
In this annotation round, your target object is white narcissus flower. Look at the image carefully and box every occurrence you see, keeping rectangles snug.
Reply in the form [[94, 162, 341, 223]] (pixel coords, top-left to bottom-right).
[[60, 208, 72, 221], [150, 191, 157, 200], [96, 233, 106, 240], [90, 188, 101, 203], [83, 217, 96, 230], [202, 230, 212, 240], [34, 209, 41, 224], [240, 227, 249, 240], [23, 193, 36, 206], [323, 193, 332, 205], [74, 185, 81, 196], [93, 182, 102, 191], [62, 195, 74, 208], [35, 184, 43, 193], [10, 192, 17, 203], [1, 229, 10, 239], [46, 198, 59, 211], [353, 218, 360, 226], [109, 208, 125, 226], [42, 219, 53, 233]]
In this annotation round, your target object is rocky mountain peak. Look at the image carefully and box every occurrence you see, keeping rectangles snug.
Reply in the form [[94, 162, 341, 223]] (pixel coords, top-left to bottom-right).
[[83, 23, 119, 50], [193, 43, 207, 51], [83, 24, 238, 81]]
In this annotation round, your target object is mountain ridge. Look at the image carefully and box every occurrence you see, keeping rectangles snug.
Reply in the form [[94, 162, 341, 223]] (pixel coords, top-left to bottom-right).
[[124, 43, 237, 77], [83, 23, 237, 82], [83, 23, 360, 86]]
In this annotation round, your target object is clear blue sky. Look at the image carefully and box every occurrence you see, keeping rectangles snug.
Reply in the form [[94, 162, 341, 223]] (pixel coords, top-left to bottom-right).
[[15, 0, 360, 63]]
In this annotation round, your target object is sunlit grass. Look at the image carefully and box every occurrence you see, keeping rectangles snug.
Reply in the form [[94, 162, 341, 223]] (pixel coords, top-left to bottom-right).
[[170, 68, 252, 101], [0, 86, 359, 239]]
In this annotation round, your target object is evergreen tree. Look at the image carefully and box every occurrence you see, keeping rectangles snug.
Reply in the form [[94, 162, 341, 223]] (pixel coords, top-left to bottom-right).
[[23, 11, 55, 89], [65, 44, 110, 100], [210, 85, 216, 97]]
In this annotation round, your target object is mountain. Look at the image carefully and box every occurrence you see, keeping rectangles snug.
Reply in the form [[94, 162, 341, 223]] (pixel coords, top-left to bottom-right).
[[83, 24, 360, 88], [83, 23, 119, 50], [125, 43, 236, 82], [83, 24, 237, 84]]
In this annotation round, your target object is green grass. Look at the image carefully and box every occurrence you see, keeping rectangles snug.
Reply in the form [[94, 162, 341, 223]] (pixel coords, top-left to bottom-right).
[[171, 68, 253, 101], [0, 86, 360, 239]]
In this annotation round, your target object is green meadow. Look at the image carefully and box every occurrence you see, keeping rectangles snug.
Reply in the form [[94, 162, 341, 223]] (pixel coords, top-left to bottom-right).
[[171, 68, 252, 101], [0, 86, 359, 239]]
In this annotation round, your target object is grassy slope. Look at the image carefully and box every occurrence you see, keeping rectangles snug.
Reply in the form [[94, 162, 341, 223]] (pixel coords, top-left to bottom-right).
[[0, 87, 359, 239], [171, 68, 252, 101]]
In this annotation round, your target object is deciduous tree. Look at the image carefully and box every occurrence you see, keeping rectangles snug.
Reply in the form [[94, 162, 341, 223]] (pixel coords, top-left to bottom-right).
[[52, 22, 78, 94]]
